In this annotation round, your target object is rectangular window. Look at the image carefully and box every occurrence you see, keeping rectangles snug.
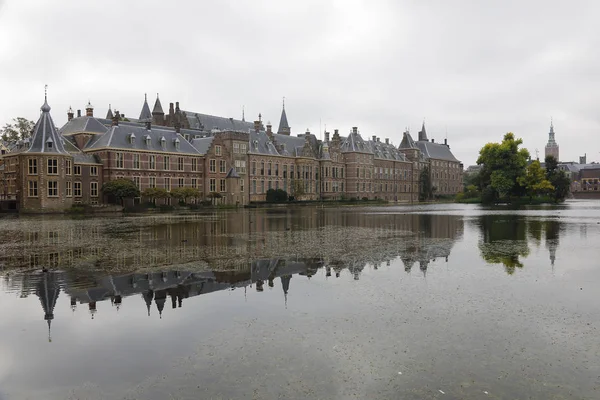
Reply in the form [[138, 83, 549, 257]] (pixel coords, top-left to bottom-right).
[[219, 160, 226, 173], [240, 179, 244, 192], [149, 177, 156, 188], [268, 162, 272, 176], [191, 178, 197, 188], [252, 180, 256, 194], [28, 158, 38, 175], [261, 162, 265, 176], [133, 176, 141, 188], [209, 159, 216, 173], [233, 143, 240, 153], [89, 166, 98, 176], [74, 182, 82, 197], [133, 154, 140, 169], [209, 178, 216, 192], [215, 145, 222, 156], [283, 165, 287, 178], [149, 155, 156, 170], [220, 179, 226, 192], [163, 156, 170, 170], [275, 164, 279, 176], [90, 182, 98, 197], [48, 181, 58, 197], [28, 180, 38, 197], [65, 159, 71, 175], [66, 181, 72, 197], [47, 159, 58, 175], [178, 157, 184, 171], [240, 143, 247, 153], [116, 153, 124, 169], [191, 158, 198, 172], [260, 180, 265, 193], [251, 161, 256, 175], [164, 177, 171, 191], [73, 165, 81, 175], [178, 178, 184, 187]]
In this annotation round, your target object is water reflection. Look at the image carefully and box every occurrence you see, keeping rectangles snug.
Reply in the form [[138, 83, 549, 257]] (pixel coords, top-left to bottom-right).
[[476, 215, 563, 274]]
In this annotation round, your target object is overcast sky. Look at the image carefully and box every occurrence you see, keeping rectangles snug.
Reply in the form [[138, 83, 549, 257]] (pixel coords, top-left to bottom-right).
[[1, 0, 599, 165]]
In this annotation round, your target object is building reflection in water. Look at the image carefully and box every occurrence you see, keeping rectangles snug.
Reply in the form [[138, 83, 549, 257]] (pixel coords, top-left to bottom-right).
[[0, 210, 465, 341], [476, 215, 563, 274]]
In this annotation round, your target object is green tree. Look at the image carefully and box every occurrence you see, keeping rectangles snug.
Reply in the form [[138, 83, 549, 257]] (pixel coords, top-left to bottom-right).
[[518, 160, 554, 201], [266, 188, 288, 203], [207, 191, 222, 205], [1, 117, 35, 143], [142, 187, 169, 203], [477, 133, 530, 202], [170, 187, 201, 204], [290, 179, 305, 199], [545, 155, 570, 202], [419, 166, 432, 201], [102, 179, 140, 204]]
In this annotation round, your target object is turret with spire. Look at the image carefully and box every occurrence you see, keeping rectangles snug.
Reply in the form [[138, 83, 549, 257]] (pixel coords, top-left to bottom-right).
[[418, 120, 428, 142], [106, 104, 114, 120], [545, 119, 559, 161], [139, 93, 152, 122], [152, 93, 165, 126], [277, 97, 290, 135]]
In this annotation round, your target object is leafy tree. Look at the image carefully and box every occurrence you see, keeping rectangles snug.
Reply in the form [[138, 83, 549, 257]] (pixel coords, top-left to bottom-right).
[[266, 189, 288, 203], [545, 155, 570, 202], [142, 187, 169, 202], [477, 133, 530, 201], [290, 179, 305, 198], [1, 118, 35, 143], [170, 187, 201, 204], [419, 166, 432, 201], [518, 160, 554, 201], [102, 179, 140, 204], [207, 191, 222, 205]]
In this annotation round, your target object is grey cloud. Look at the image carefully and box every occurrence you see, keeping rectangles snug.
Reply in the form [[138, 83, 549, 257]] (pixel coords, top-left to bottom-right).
[[1, 0, 599, 165]]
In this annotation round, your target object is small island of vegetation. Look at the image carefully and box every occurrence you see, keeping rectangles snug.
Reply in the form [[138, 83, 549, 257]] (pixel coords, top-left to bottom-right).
[[457, 133, 570, 205]]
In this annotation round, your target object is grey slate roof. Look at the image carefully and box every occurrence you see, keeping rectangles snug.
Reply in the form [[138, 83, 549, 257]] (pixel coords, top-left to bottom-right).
[[86, 125, 200, 154], [25, 98, 69, 154], [277, 107, 290, 134], [415, 141, 459, 162], [73, 153, 101, 164], [139, 95, 152, 122], [399, 132, 418, 149], [183, 111, 254, 133], [59, 116, 109, 136], [190, 137, 214, 154], [418, 122, 428, 141], [371, 140, 407, 161], [340, 130, 370, 153]]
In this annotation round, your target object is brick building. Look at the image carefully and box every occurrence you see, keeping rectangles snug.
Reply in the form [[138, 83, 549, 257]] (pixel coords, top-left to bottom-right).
[[0, 94, 463, 212]]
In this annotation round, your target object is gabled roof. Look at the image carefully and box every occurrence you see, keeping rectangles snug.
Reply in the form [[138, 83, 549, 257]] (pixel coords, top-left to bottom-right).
[[415, 141, 459, 162], [85, 125, 200, 154], [340, 130, 369, 153], [399, 131, 418, 149], [25, 97, 69, 154], [139, 94, 152, 122], [190, 137, 214, 154], [225, 167, 240, 178], [182, 111, 254, 133], [371, 140, 407, 161], [59, 116, 109, 136]]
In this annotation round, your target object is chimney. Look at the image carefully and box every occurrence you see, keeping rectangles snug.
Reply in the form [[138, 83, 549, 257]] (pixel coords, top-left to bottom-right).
[[325, 131, 330, 142], [372, 135, 376, 142], [352, 127, 358, 134], [175, 102, 180, 112], [77, 109, 81, 118], [112, 111, 120, 126], [376, 137, 379, 143], [253, 120, 261, 132], [67, 107, 74, 122], [385, 138, 389, 145], [444, 138, 448, 146], [146, 121, 152, 130], [266, 123, 272, 136], [169, 102, 174, 115], [431, 138, 435, 143]]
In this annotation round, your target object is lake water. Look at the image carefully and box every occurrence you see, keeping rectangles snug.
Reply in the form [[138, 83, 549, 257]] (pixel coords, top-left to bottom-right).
[[0, 202, 599, 400]]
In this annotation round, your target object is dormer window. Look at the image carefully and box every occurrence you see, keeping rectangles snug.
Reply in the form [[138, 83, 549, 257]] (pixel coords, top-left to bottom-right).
[[174, 138, 180, 150], [129, 133, 136, 144], [160, 136, 166, 149], [145, 135, 151, 146], [46, 137, 53, 149]]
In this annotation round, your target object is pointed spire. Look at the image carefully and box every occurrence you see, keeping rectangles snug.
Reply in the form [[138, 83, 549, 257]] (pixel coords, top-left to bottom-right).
[[36, 271, 60, 343], [106, 104, 114, 120], [152, 93, 164, 115], [139, 93, 152, 121], [277, 98, 290, 135], [418, 119, 428, 141]]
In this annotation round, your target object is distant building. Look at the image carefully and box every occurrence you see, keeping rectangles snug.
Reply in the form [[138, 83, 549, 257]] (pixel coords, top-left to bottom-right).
[[545, 120, 559, 161]]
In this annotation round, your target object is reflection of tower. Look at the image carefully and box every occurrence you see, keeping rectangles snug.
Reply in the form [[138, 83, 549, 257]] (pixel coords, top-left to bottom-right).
[[419, 261, 428, 277], [280, 275, 291, 307], [545, 221, 560, 269], [36, 272, 61, 343], [89, 302, 97, 319], [142, 290, 154, 316], [154, 290, 167, 318]]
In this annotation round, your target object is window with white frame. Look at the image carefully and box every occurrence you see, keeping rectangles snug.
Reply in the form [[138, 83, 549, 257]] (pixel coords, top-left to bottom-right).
[[116, 153, 124, 168], [215, 145, 222, 156], [65, 159, 71, 175], [48, 181, 58, 197], [219, 160, 226, 173], [191, 158, 198, 172], [90, 166, 98, 176], [220, 179, 226, 192], [65, 181, 72, 197], [74, 182, 82, 197], [178, 157, 184, 171], [149, 177, 156, 188], [164, 177, 171, 191], [28, 180, 38, 197], [133, 154, 140, 169], [28, 158, 37, 175], [209, 178, 216, 192], [74, 165, 81, 175], [209, 159, 216, 173], [163, 156, 170, 170], [149, 155, 156, 170], [47, 159, 58, 175], [90, 182, 98, 197]]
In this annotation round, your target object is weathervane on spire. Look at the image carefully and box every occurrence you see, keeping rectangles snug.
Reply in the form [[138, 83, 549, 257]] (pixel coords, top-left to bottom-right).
[[282, 96, 285, 109], [44, 84, 48, 101]]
